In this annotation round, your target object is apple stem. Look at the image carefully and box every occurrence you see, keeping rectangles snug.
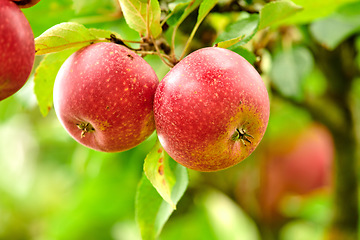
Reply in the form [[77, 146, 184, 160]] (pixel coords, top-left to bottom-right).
[[231, 128, 254, 146], [77, 122, 95, 138]]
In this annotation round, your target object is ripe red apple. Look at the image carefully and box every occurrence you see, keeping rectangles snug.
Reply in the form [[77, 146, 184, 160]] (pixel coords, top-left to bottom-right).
[[154, 47, 270, 171], [0, 0, 35, 101], [236, 123, 334, 226], [12, 0, 40, 8], [53, 42, 159, 152]]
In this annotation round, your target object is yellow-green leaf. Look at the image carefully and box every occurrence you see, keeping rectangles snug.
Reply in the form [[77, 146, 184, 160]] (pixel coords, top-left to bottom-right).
[[34, 48, 79, 116], [137, 142, 188, 240], [35, 22, 114, 55], [117, 0, 162, 38], [143, 139, 176, 209], [215, 35, 245, 49]]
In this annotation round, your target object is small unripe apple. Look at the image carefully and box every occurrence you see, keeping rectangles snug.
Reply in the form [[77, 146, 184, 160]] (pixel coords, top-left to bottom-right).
[[12, 0, 40, 8], [53, 42, 159, 152], [154, 47, 270, 171], [0, 0, 35, 101]]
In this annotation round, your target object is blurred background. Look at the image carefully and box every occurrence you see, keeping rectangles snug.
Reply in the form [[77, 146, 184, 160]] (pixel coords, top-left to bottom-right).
[[1, 0, 360, 239]]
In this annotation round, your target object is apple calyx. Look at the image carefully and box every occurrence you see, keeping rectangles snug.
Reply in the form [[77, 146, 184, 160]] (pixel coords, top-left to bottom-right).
[[77, 122, 95, 138], [231, 128, 254, 146]]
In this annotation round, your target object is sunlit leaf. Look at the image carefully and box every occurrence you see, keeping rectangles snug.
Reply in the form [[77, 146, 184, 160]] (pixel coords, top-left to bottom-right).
[[34, 48, 79, 116], [136, 154, 188, 240], [35, 22, 113, 55], [117, 0, 162, 38], [143, 140, 176, 209], [259, 0, 303, 29]]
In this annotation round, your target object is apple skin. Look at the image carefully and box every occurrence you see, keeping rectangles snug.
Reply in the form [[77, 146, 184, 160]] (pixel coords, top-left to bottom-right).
[[0, 0, 35, 101], [53, 42, 159, 152], [154, 47, 270, 172], [236, 123, 334, 226]]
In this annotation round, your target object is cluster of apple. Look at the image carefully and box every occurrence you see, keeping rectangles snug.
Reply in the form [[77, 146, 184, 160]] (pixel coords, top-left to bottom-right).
[[0, 0, 270, 172], [53, 42, 270, 172], [0, 0, 39, 101]]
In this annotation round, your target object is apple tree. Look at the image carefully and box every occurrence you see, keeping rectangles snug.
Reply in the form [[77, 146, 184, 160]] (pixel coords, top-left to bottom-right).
[[0, 0, 359, 240]]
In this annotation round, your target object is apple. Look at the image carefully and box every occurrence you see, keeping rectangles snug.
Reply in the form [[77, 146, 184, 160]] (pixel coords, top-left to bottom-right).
[[235, 123, 334, 226], [273, 123, 334, 195], [0, 0, 35, 101], [154, 47, 270, 171], [12, 0, 40, 8], [53, 42, 159, 152]]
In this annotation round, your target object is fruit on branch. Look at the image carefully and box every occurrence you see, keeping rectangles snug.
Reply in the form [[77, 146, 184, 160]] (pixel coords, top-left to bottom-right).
[[0, 0, 35, 101], [12, 0, 40, 8], [154, 47, 270, 171], [236, 123, 334, 226], [53, 42, 159, 152]]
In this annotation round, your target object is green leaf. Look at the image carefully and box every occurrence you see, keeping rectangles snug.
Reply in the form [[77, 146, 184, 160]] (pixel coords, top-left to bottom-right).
[[136, 155, 188, 240], [197, 0, 218, 23], [143, 140, 176, 209], [34, 48, 79, 116], [180, 0, 218, 58], [228, 46, 257, 65], [259, 0, 303, 29], [215, 14, 259, 47], [117, 0, 162, 38], [270, 46, 314, 99], [167, 0, 202, 27], [35, 22, 113, 55], [310, 2, 360, 50]]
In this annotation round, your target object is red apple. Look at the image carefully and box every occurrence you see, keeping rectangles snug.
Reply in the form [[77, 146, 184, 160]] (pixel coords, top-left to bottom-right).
[[154, 47, 270, 171], [236, 123, 334, 226], [273, 123, 334, 195], [53, 42, 159, 152], [0, 0, 35, 101]]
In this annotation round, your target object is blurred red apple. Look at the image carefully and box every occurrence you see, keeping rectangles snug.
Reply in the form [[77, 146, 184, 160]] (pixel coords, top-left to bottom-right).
[[154, 47, 270, 172], [236, 123, 334, 225], [53, 42, 159, 152], [0, 0, 35, 101]]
